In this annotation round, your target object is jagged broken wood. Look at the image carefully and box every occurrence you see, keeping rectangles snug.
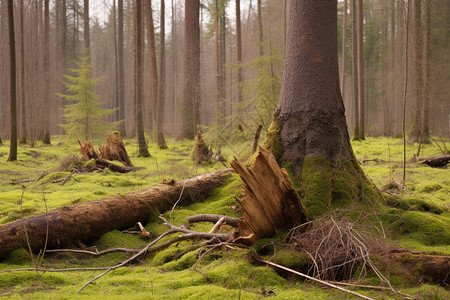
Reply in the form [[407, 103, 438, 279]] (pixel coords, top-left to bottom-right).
[[230, 147, 308, 244], [98, 132, 133, 167], [0, 169, 232, 261]]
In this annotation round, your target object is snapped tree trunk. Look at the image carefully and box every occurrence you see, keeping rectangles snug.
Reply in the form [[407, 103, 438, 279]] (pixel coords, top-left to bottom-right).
[[99, 132, 133, 167], [0, 169, 232, 261], [231, 147, 307, 244]]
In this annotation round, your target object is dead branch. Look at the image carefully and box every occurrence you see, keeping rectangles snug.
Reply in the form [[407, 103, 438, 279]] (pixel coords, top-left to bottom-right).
[[45, 248, 139, 256], [252, 124, 263, 155], [261, 260, 375, 300], [187, 214, 240, 228]]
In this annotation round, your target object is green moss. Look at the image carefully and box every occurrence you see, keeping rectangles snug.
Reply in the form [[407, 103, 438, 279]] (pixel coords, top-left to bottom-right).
[[271, 248, 311, 269], [417, 183, 442, 193], [39, 172, 70, 185], [264, 117, 283, 161]]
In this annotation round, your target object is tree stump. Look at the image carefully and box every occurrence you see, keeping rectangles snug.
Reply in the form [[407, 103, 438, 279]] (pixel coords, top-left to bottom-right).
[[100, 132, 133, 167], [230, 147, 308, 244], [193, 130, 212, 165]]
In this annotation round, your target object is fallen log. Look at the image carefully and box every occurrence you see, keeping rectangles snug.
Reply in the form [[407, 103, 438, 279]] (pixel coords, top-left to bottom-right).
[[230, 147, 308, 244], [0, 169, 232, 261], [421, 155, 450, 168]]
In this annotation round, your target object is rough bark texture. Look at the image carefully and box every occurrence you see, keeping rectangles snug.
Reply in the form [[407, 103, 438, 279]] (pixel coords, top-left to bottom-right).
[[182, 0, 200, 139], [7, 0, 17, 162], [192, 130, 211, 165], [0, 169, 232, 261], [230, 147, 307, 244], [264, 0, 379, 218], [99, 132, 133, 167]]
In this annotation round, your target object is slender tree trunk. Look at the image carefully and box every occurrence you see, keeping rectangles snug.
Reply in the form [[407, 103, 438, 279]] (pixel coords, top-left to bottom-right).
[[351, 0, 360, 140], [19, 0, 26, 144], [215, 0, 226, 125], [265, 0, 379, 218], [423, 0, 431, 143], [357, 0, 365, 140], [171, 0, 177, 126], [113, 0, 119, 123], [157, 0, 168, 149], [7, 0, 17, 161], [145, 1, 159, 133], [236, 0, 243, 104], [181, 0, 200, 139], [118, 0, 126, 137], [83, 0, 90, 51], [340, 0, 347, 98], [134, 0, 150, 157], [257, 0, 263, 56], [42, 0, 51, 144], [409, 0, 423, 143]]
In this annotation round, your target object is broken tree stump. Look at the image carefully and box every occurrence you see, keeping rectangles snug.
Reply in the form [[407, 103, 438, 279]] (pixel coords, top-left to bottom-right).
[[100, 132, 133, 167], [192, 130, 212, 165], [78, 139, 136, 173], [0, 169, 232, 261], [230, 147, 308, 244]]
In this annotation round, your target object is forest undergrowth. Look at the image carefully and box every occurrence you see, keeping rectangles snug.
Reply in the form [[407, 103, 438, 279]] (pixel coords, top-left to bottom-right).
[[0, 136, 448, 299]]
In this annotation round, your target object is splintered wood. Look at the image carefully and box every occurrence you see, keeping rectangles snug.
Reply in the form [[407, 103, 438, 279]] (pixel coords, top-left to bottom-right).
[[230, 147, 307, 244]]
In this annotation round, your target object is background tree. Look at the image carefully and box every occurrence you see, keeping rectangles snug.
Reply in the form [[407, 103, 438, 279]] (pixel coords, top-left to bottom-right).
[[157, 0, 168, 149], [58, 54, 115, 141], [351, 0, 360, 140], [356, 0, 365, 140], [19, 0, 26, 144], [117, 0, 126, 137], [134, 0, 150, 156], [181, 0, 201, 139], [84, 0, 90, 51], [7, 0, 17, 161], [42, 0, 51, 144], [265, 0, 379, 217]]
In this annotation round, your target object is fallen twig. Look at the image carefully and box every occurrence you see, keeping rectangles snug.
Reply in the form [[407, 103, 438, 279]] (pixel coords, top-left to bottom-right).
[[261, 259, 375, 300], [187, 214, 240, 228]]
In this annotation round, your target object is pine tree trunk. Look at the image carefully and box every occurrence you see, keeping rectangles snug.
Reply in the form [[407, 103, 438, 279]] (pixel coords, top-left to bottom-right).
[[118, 0, 126, 137], [42, 0, 51, 145], [19, 0, 27, 143], [145, 1, 159, 133], [357, 0, 365, 140], [83, 0, 89, 51], [265, 0, 379, 218], [157, 0, 168, 149], [351, 0, 360, 140], [7, 0, 17, 161], [236, 0, 243, 104]]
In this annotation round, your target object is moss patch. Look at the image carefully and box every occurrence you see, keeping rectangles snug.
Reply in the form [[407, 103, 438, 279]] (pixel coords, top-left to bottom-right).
[[264, 117, 283, 161]]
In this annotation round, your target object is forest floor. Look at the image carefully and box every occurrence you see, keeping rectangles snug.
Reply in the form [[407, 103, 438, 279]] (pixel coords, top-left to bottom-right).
[[0, 136, 448, 299]]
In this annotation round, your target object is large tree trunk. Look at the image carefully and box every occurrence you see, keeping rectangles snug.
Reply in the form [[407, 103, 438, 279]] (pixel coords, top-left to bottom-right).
[[0, 169, 232, 261], [265, 0, 379, 218], [7, 0, 17, 162]]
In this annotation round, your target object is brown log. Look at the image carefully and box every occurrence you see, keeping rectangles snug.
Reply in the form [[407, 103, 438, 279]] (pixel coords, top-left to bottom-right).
[[0, 169, 232, 261], [421, 155, 450, 168], [100, 132, 133, 167], [230, 147, 308, 244], [389, 250, 450, 285]]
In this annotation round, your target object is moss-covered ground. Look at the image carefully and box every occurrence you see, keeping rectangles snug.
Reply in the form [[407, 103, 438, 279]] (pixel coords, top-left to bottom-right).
[[0, 136, 448, 299]]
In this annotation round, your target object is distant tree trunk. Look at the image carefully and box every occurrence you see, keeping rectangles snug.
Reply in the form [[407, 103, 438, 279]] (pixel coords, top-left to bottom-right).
[[113, 0, 119, 123], [19, 0, 27, 144], [134, 0, 150, 157], [423, 0, 431, 143], [409, 0, 424, 143], [7, 0, 17, 161], [157, 0, 168, 149], [42, 0, 51, 144], [236, 0, 243, 104], [357, 0, 365, 140], [340, 0, 347, 97], [145, 1, 159, 132], [171, 0, 177, 126], [118, 0, 126, 137], [181, 0, 200, 139], [83, 0, 90, 51], [215, 0, 226, 125], [265, 0, 379, 218], [257, 0, 263, 56], [351, 0, 360, 140]]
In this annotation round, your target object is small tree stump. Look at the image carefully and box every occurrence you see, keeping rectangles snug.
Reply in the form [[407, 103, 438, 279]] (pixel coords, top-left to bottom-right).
[[100, 132, 133, 167], [230, 147, 308, 244], [78, 140, 99, 160], [193, 130, 212, 165]]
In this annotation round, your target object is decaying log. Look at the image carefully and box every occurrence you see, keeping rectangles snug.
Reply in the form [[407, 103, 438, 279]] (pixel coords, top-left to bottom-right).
[[421, 155, 450, 168], [99, 132, 133, 167], [0, 169, 232, 261], [388, 250, 450, 285], [78, 140, 136, 173], [230, 147, 308, 244]]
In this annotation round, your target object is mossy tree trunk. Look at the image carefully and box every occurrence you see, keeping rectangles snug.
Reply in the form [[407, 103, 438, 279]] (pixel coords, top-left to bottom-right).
[[265, 0, 380, 218]]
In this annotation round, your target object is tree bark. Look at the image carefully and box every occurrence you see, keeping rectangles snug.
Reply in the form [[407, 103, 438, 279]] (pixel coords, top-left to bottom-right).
[[157, 0, 168, 149], [236, 0, 243, 104], [83, 0, 90, 51], [117, 0, 126, 137], [19, 0, 27, 143], [145, 0, 159, 132], [340, 0, 347, 98], [181, 0, 200, 139], [351, 0, 360, 140], [230, 147, 307, 244], [265, 0, 379, 218], [0, 169, 232, 261], [99, 132, 133, 167], [7, 0, 17, 162], [357, 0, 365, 140], [134, 0, 150, 157], [42, 0, 51, 145]]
